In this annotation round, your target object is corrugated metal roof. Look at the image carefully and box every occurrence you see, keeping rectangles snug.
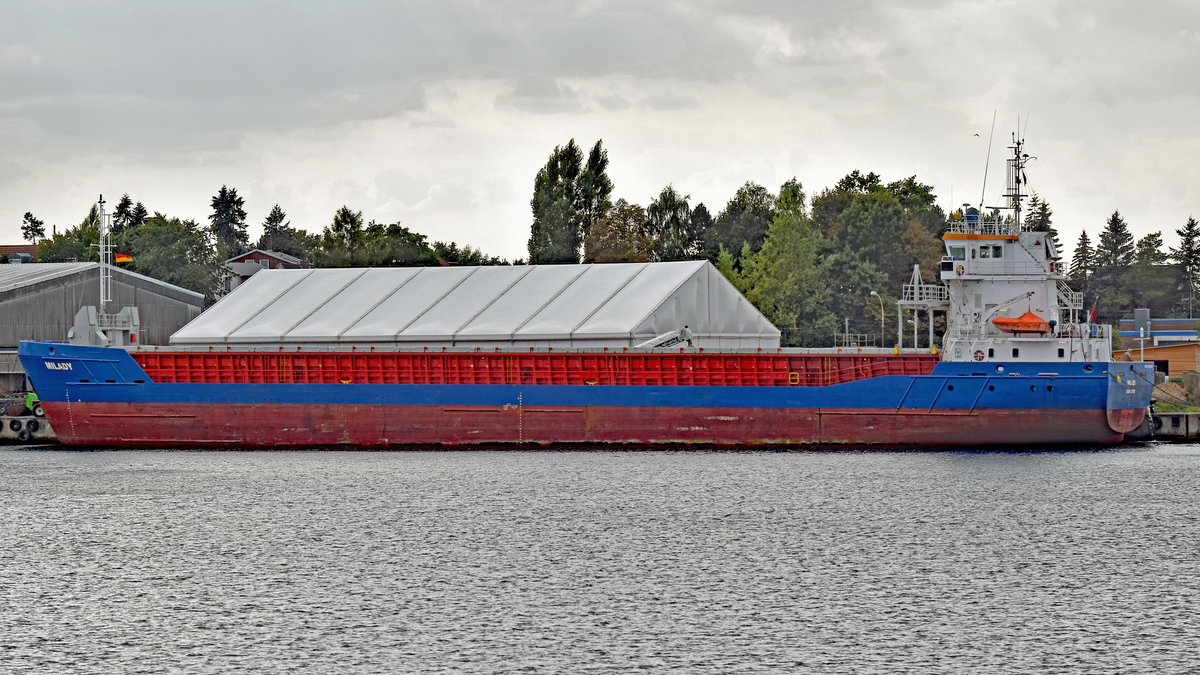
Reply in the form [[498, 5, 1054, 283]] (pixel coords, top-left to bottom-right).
[[171, 261, 781, 349], [0, 262, 96, 293], [0, 262, 205, 303]]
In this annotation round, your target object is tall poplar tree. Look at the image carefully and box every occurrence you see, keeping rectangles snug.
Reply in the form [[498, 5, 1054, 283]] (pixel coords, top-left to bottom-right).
[[527, 139, 612, 263]]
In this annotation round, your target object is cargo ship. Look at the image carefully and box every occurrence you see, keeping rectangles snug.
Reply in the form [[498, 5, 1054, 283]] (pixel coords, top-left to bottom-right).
[[17, 138, 1154, 447]]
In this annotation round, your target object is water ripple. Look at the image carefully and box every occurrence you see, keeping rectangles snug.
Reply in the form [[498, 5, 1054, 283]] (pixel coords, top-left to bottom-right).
[[0, 446, 1197, 673]]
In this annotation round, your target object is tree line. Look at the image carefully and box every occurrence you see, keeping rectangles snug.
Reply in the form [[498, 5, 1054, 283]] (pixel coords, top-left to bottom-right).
[[525, 140, 947, 346], [1069, 212, 1195, 323], [18, 188, 503, 305], [14, 137, 1198, 344]]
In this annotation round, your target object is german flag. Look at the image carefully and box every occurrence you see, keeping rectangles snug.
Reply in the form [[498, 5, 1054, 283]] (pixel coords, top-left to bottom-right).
[[114, 253, 133, 264]]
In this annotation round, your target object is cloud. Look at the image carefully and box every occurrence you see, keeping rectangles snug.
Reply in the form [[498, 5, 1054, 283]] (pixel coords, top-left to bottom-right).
[[2, 0, 1200, 265]]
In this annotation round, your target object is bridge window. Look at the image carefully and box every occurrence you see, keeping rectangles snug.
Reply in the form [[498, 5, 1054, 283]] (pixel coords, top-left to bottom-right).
[[948, 246, 966, 259], [979, 246, 991, 259]]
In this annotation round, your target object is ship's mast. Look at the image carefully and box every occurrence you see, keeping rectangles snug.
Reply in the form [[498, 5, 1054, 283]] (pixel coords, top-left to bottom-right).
[[97, 194, 112, 313], [1002, 133, 1027, 228]]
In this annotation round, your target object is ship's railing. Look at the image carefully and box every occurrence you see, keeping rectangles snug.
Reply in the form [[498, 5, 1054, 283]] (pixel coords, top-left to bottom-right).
[[947, 261, 1056, 276], [834, 333, 876, 348], [1057, 280, 1083, 310], [902, 283, 950, 303], [945, 220, 1020, 236], [95, 313, 136, 329], [946, 322, 1111, 340]]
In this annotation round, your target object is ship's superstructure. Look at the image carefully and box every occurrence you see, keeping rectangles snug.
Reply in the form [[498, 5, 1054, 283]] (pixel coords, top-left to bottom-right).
[[903, 135, 1107, 363]]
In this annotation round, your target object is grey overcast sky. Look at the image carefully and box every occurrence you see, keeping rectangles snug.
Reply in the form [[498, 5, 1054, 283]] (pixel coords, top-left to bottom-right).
[[2, 1, 1198, 262]]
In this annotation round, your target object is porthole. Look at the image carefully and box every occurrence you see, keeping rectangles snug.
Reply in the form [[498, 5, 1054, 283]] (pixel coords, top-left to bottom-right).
[[1047, 385, 1054, 392], [1030, 385, 1037, 392], [1084, 365, 1094, 372], [988, 385, 995, 391], [947, 384, 954, 391]]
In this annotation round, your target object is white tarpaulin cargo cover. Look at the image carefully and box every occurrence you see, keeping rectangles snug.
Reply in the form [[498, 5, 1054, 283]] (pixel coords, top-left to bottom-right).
[[171, 261, 781, 349]]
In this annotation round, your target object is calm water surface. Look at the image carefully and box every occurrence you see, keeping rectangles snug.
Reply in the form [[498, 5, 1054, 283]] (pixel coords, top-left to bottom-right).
[[1, 445, 1198, 673]]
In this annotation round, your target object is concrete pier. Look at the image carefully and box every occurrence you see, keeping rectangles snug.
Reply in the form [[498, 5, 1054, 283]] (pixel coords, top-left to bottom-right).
[[1144, 412, 1200, 441], [1, 415, 55, 443]]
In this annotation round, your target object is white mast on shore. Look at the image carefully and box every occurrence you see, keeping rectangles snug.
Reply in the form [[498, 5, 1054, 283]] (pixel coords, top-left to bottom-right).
[[97, 194, 112, 313]]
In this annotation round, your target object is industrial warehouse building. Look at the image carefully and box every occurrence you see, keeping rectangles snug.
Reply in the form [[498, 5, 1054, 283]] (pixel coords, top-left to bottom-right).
[[0, 263, 204, 393], [172, 260, 781, 350]]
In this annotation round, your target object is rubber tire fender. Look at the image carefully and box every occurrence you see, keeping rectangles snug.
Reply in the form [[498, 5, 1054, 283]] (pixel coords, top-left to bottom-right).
[[9, 419, 22, 432], [16, 429, 30, 442], [25, 419, 39, 433]]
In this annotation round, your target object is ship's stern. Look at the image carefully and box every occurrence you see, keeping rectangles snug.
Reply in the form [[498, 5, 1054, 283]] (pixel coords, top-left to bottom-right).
[[1106, 361, 1155, 435]]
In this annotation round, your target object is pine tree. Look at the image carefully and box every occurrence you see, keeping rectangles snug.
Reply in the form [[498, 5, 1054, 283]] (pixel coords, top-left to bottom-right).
[[1069, 230, 1093, 283], [129, 201, 148, 229], [112, 194, 134, 234], [1171, 216, 1200, 317], [1134, 232, 1167, 266], [209, 185, 249, 255], [1025, 192, 1057, 241], [20, 212, 45, 243], [1095, 210, 1134, 268], [261, 204, 288, 249]]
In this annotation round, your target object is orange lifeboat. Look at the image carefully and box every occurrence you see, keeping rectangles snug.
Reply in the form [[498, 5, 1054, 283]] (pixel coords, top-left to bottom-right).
[[992, 311, 1051, 334]]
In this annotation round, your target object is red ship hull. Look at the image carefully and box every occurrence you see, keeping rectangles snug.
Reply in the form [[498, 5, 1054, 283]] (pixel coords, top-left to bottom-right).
[[43, 401, 1128, 447]]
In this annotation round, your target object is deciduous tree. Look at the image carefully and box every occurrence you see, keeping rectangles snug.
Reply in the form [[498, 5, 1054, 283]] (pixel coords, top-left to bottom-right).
[[647, 186, 694, 261], [120, 215, 223, 305], [705, 181, 775, 265], [583, 199, 652, 263], [432, 241, 507, 266]]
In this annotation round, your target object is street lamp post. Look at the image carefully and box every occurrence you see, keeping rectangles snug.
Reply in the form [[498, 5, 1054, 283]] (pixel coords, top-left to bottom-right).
[[869, 291, 885, 347]]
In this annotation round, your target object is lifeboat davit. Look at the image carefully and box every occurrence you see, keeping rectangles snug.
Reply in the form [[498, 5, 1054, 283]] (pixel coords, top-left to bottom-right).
[[992, 311, 1051, 334]]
